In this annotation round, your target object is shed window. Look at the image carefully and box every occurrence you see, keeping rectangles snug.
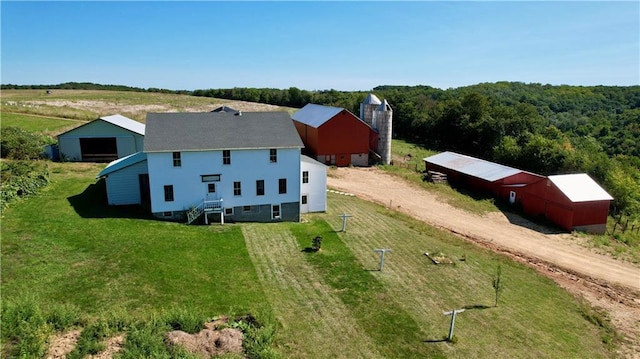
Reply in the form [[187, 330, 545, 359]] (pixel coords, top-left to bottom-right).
[[302, 171, 309, 184], [270, 149, 277, 163], [172, 152, 181, 167], [164, 185, 174, 202], [301, 195, 308, 205]]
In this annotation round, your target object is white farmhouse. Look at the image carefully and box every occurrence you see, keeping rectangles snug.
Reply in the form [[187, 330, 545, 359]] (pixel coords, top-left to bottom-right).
[[143, 111, 310, 223]]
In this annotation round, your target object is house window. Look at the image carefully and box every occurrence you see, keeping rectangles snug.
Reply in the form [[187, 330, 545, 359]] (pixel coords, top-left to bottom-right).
[[234, 181, 241, 196], [270, 149, 277, 163], [164, 185, 174, 202], [301, 195, 308, 205], [208, 183, 216, 193], [172, 152, 181, 167], [243, 205, 252, 213], [163, 211, 172, 217], [201, 174, 221, 182], [256, 180, 265, 196], [272, 204, 281, 219], [302, 171, 309, 184], [223, 150, 231, 165], [279, 178, 287, 194], [224, 208, 234, 215]]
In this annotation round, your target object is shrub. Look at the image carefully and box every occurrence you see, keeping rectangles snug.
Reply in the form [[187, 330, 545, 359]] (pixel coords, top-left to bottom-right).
[[0, 160, 50, 210], [1, 298, 53, 358], [0, 126, 49, 160]]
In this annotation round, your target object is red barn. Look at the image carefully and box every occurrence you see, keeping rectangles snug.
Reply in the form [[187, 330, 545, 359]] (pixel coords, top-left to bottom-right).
[[292, 104, 376, 166], [423, 151, 544, 203], [522, 174, 613, 234]]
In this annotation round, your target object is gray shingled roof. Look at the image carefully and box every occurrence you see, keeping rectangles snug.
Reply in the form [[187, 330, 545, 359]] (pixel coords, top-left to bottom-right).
[[144, 112, 303, 152]]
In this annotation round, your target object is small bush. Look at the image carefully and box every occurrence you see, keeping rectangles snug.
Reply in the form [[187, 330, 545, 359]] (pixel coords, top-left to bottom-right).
[[0, 126, 49, 160], [0, 160, 50, 210], [1, 298, 53, 358]]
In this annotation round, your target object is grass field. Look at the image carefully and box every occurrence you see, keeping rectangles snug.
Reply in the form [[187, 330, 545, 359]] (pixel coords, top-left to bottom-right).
[[1, 89, 295, 122], [0, 112, 83, 137], [1, 161, 616, 358]]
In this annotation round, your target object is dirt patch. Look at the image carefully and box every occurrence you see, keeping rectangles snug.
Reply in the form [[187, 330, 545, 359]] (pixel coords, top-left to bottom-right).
[[87, 334, 125, 359], [46, 329, 81, 359], [46, 331, 124, 359], [328, 166, 640, 358], [165, 318, 243, 358]]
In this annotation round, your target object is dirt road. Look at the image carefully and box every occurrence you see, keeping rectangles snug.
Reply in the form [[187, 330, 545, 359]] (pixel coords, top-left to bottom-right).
[[328, 166, 640, 357]]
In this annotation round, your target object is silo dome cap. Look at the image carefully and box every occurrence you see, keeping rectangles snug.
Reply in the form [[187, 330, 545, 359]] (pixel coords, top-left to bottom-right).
[[362, 93, 382, 105]]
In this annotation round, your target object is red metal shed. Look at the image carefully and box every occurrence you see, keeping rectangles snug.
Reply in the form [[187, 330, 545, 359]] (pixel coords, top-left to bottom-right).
[[522, 174, 613, 234], [423, 151, 544, 203], [292, 104, 375, 166]]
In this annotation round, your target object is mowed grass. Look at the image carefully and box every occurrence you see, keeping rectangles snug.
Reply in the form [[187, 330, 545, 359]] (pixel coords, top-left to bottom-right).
[[1, 162, 264, 316], [0, 112, 84, 136], [1, 162, 615, 358]]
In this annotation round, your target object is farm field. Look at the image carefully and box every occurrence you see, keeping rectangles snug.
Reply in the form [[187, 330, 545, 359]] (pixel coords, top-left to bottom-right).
[[1, 89, 294, 122], [0, 161, 617, 358], [0, 113, 84, 137]]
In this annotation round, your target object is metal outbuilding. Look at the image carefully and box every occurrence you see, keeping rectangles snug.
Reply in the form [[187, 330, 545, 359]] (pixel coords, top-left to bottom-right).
[[522, 174, 613, 234], [424, 151, 613, 234], [423, 151, 545, 202], [58, 114, 145, 162]]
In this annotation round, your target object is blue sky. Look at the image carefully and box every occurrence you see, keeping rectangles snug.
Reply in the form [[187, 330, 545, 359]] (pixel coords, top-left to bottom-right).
[[2, 1, 638, 91]]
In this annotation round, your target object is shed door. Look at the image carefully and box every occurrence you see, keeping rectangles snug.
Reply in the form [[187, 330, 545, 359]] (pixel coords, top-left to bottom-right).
[[80, 138, 117, 162], [138, 174, 150, 205]]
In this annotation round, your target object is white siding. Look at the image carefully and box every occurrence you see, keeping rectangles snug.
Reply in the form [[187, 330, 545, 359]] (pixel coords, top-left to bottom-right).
[[58, 119, 145, 161], [301, 157, 327, 213], [104, 160, 148, 205], [147, 148, 301, 214]]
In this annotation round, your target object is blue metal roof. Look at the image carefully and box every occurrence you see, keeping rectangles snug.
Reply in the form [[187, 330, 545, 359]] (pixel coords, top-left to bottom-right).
[[97, 151, 147, 178], [423, 151, 522, 182]]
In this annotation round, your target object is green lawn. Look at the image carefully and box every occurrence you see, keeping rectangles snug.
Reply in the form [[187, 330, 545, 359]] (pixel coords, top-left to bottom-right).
[[1, 162, 616, 358], [1, 112, 83, 136]]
